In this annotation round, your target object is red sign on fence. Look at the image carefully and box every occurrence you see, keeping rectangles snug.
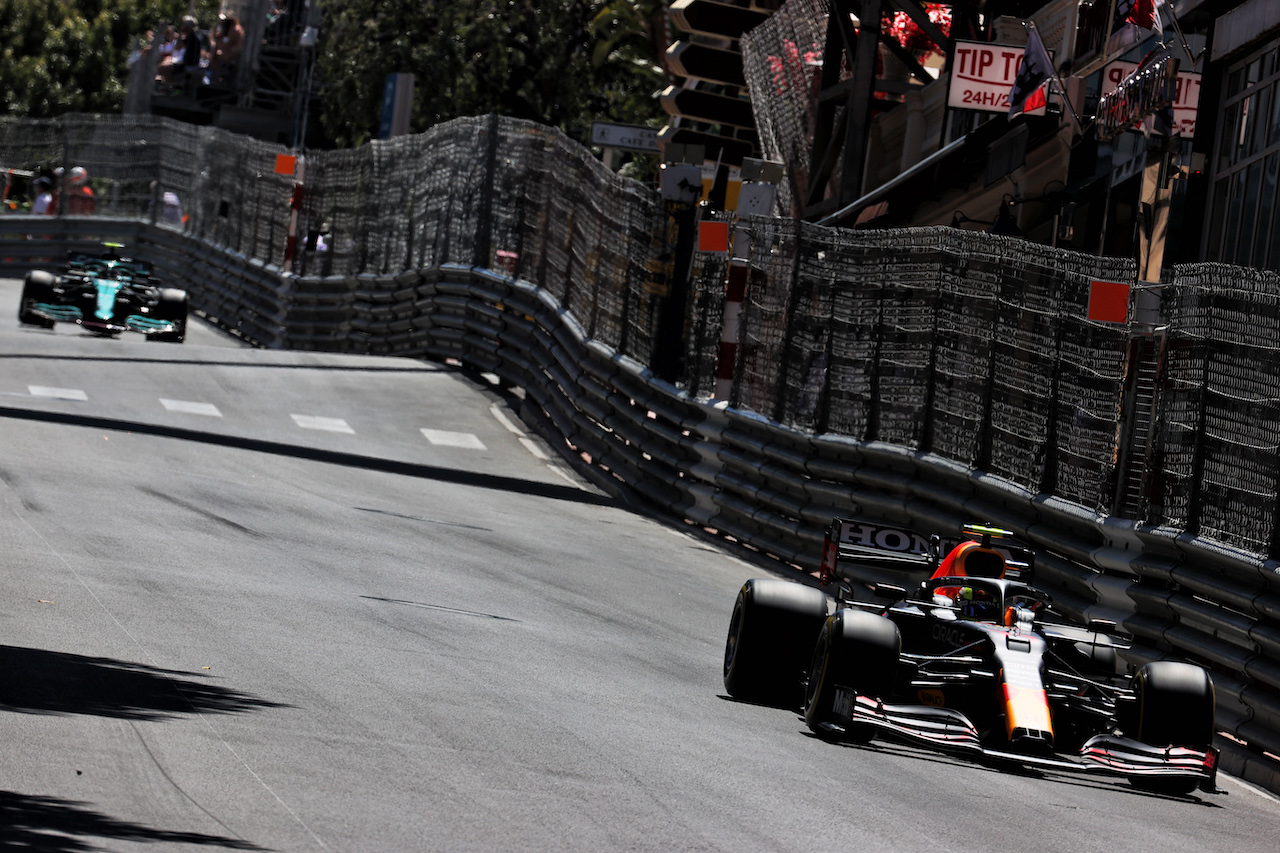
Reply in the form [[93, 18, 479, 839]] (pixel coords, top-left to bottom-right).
[[698, 220, 730, 254], [1087, 280, 1130, 324]]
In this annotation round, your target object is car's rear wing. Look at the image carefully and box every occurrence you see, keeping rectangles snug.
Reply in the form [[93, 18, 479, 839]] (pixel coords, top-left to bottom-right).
[[819, 517, 1035, 588], [819, 518, 936, 588]]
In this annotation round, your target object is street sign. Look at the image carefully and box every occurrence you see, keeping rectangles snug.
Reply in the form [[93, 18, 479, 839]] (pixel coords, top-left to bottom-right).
[[590, 122, 660, 153]]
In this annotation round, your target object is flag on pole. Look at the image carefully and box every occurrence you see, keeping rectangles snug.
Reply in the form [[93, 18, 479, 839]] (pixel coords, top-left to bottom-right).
[[1008, 28, 1055, 118], [1107, 0, 1164, 54], [1118, 0, 1157, 31]]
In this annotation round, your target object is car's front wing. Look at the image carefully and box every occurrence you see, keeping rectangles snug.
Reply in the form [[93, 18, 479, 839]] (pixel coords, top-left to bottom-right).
[[822, 691, 1220, 793], [29, 301, 180, 335]]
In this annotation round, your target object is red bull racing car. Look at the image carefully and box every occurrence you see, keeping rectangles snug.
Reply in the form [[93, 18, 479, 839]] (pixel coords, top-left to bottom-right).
[[18, 243, 187, 342], [723, 519, 1219, 794]]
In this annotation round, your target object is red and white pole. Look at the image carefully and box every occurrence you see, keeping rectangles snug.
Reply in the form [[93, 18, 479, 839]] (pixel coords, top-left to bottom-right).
[[715, 233, 749, 400], [715, 173, 777, 400], [281, 154, 305, 274]]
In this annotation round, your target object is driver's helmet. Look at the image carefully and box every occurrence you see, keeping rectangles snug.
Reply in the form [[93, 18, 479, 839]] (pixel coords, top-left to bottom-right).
[[957, 586, 999, 621], [69, 166, 89, 186]]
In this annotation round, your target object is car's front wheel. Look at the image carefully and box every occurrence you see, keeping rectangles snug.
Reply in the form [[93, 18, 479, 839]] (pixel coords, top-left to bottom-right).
[[1129, 660, 1215, 794], [18, 271, 56, 328], [723, 579, 833, 709], [804, 609, 900, 742], [149, 287, 188, 343]]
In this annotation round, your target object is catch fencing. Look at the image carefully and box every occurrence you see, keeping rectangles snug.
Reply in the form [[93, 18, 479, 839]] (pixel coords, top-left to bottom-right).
[[2, 112, 1280, 789]]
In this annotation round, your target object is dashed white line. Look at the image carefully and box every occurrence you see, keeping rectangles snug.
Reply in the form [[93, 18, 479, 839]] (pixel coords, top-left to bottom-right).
[[519, 437, 550, 460], [488, 402, 586, 489], [291, 414, 355, 434], [160, 398, 222, 417], [28, 385, 87, 401], [421, 428, 486, 450], [490, 404, 525, 436], [546, 465, 582, 487]]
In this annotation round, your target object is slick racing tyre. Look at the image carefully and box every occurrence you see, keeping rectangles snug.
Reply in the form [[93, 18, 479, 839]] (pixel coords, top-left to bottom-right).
[[723, 579, 833, 709], [1130, 660, 1215, 794], [149, 288, 188, 343], [18, 270, 56, 328], [804, 609, 900, 743]]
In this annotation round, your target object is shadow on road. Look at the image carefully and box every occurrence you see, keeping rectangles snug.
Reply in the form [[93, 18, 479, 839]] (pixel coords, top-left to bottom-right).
[[0, 790, 265, 851], [0, 403, 613, 508], [0, 646, 285, 720]]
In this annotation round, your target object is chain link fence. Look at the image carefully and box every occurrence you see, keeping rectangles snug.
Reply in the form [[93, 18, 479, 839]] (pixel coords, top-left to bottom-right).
[[1157, 265, 1280, 556], [0, 113, 668, 364], [726, 220, 1135, 511], [740, 0, 829, 218]]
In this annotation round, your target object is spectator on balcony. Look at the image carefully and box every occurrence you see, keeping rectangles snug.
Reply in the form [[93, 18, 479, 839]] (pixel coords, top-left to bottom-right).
[[173, 15, 203, 91], [209, 13, 245, 86], [153, 24, 183, 90]]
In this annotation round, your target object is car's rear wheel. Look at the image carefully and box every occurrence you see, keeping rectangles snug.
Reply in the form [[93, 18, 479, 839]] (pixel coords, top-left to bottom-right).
[[1129, 660, 1215, 794], [149, 287, 188, 343], [18, 271, 56, 328], [804, 609, 900, 742], [723, 579, 832, 709]]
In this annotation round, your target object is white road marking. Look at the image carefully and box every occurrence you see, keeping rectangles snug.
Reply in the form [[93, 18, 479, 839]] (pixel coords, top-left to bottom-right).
[[488, 402, 582, 485], [547, 465, 582, 487], [292, 414, 355, 434], [421, 428, 486, 450], [489, 403, 525, 436], [28, 385, 87, 401], [519, 437, 549, 460], [160, 398, 222, 417]]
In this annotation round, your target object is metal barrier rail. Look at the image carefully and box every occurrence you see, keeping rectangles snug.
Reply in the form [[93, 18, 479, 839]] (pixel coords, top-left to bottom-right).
[[3, 221, 1278, 792]]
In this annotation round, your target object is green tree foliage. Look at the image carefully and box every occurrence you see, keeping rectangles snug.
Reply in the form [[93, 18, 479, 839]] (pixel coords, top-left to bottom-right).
[[315, 1, 668, 149], [0, 0, 218, 117]]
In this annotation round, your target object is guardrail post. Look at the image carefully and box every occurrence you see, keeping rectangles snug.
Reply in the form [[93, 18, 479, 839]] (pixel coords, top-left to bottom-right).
[[654, 201, 697, 383], [773, 219, 804, 423], [472, 113, 501, 269]]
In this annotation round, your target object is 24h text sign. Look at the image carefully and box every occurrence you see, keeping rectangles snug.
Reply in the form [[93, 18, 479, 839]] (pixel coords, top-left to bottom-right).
[[948, 40, 1047, 115]]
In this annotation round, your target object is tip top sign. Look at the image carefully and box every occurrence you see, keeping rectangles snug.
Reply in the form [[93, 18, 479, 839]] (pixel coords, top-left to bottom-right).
[[948, 40, 1048, 115]]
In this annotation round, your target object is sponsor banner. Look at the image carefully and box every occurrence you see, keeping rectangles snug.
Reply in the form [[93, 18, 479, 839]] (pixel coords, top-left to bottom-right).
[[949, 40, 1048, 115]]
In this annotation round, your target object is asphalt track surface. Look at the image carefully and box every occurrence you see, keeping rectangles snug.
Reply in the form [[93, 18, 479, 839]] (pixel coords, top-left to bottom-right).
[[1, 275, 1278, 852]]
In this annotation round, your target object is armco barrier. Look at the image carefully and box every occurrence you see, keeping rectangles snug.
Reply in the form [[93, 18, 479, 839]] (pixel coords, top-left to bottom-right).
[[3, 222, 1279, 793]]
